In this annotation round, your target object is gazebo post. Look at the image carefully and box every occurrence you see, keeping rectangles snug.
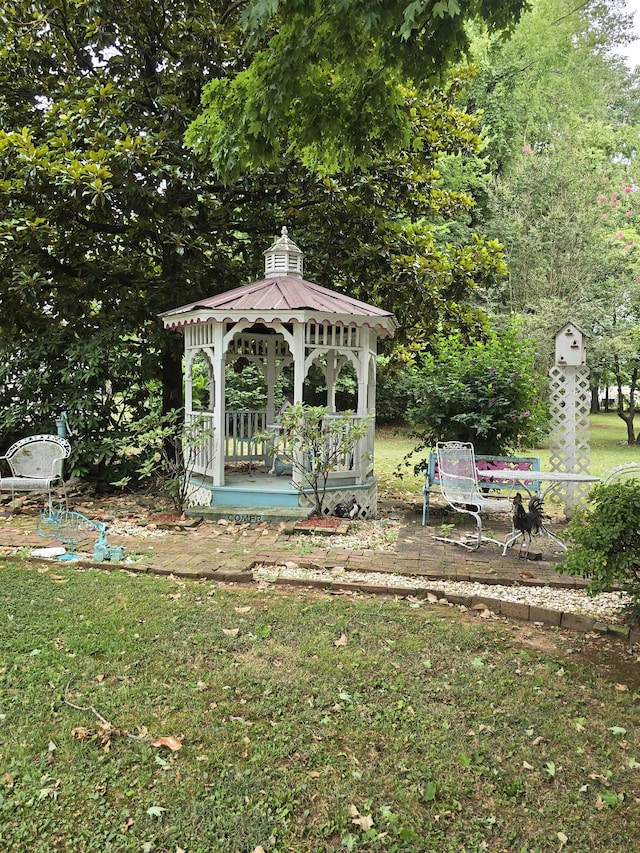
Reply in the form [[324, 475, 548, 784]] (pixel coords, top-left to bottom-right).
[[356, 341, 366, 416], [291, 324, 306, 487], [292, 324, 305, 404], [325, 353, 337, 414], [265, 338, 277, 425], [211, 324, 226, 487]]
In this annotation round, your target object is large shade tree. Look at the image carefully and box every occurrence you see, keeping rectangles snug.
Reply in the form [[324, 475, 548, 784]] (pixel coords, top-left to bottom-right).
[[469, 0, 640, 436], [187, 0, 528, 179], [0, 0, 524, 477]]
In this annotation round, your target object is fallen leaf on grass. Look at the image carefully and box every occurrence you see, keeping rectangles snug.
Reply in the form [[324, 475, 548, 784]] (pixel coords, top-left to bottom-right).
[[608, 725, 627, 738], [71, 726, 91, 741], [557, 831, 568, 850], [146, 805, 166, 818], [615, 683, 628, 691], [334, 632, 348, 647], [151, 736, 182, 752], [2, 772, 14, 788], [97, 722, 116, 752], [352, 814, 374, 830], [229, 716, 253, 725], [222, 628, 240, 636]]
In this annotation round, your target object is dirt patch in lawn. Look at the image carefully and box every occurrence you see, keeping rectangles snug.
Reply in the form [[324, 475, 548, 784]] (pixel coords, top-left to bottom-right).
[[511, 622, 640, 689]]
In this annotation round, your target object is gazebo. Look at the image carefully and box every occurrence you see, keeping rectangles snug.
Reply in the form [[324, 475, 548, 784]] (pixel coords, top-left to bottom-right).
[[160, 228, 397, 520]]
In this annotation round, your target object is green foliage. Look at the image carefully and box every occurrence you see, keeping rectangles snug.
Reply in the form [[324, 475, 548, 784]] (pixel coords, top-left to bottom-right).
[[224, 364, 268, 412], [561, 481, 640, 617], [0, 0, 512, 451], [470, 0, 640, 398], [407, 323, 548, 457], [110, 408, 213, 513], [375, 357, 417, 425], [0, 327, 160, 479], [0, 0, 247, 457], [187, 0, 527, 179], [274, 403, 371, 515]]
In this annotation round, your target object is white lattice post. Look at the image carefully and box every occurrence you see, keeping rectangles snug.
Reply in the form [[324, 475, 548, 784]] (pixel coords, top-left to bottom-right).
[[548, 322, 591, 516]]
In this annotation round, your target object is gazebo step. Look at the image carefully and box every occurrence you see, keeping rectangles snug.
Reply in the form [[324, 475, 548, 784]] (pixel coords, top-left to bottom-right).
[[185, 505, 312, 524]]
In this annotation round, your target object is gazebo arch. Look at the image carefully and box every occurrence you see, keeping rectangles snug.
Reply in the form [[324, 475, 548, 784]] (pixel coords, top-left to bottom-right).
[[160, 228, 397, 520]]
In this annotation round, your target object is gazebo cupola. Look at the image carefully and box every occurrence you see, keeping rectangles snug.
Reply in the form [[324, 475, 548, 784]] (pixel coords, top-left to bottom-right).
[[160, 229, 397, 519], [264, 226, 304, 278]]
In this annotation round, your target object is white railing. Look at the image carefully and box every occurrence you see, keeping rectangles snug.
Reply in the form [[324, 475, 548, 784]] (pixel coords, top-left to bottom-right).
[[318, 413, 374, 483], [225, 409, 269, 466], [185, 411, 215, 478], [185, 409, 375, 483]]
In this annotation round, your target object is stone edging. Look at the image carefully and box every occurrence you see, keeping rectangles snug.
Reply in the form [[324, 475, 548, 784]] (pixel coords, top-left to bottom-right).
[[252, 559, 640, 645], [3, 551, 637, 644]]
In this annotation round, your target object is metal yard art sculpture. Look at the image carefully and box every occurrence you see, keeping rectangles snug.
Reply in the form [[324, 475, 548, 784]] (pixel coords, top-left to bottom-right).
[[37, 505, 124, 562]]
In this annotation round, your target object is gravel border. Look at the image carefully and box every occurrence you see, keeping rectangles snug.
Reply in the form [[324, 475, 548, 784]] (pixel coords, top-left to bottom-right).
[[254, 562, 639, 642]]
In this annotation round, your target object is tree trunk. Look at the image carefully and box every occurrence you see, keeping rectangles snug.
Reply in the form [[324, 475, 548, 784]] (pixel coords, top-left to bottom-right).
[[162, 333, 183, 417], [616, 367, 638, 444], [590, 386, 600, 414]]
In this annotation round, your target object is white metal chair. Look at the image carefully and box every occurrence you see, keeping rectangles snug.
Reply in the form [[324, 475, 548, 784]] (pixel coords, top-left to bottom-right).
[[603, 462, 640, 485], [435, 441, 521, 552], [0, 434, 71, 508]]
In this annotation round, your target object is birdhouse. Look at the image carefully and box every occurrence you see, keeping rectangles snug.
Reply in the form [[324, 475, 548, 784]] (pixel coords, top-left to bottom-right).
[[554, 322, 587, 367]]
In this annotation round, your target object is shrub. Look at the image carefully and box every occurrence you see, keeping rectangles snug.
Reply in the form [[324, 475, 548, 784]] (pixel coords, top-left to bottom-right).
[[375, 356, 417, 424], [407, 324, 547, 457], [270, 403, 371, 516], [224, 363, 268, 410], [111, 408, 214, 513], [559, 481, 640, 621]]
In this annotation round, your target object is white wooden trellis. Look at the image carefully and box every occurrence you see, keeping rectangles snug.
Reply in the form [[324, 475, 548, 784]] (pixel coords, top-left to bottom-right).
[[548, 323, 591, 514]]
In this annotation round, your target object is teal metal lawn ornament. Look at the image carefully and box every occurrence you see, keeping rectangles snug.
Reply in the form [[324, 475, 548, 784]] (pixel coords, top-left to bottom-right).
[[37, 506, 125, 562]]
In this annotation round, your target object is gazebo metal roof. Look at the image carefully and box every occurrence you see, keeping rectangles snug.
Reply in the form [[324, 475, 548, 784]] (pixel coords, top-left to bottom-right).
[[160, 275, 397, 338]]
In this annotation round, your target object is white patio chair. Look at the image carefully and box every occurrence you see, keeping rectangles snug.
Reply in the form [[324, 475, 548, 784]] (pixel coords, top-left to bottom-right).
[[603, 462, 640, 485], [0, 434, 71, 508], [435, 441, 521, 552]]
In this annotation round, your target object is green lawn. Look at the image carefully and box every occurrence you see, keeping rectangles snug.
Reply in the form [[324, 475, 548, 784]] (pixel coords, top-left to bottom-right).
[[0, 563, 639, 852], [374, 413, 640, 499], [1, 414, 639, 851]]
